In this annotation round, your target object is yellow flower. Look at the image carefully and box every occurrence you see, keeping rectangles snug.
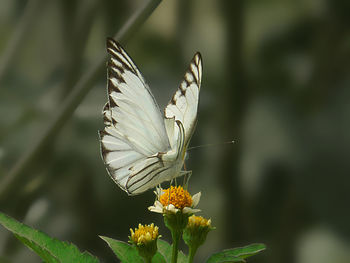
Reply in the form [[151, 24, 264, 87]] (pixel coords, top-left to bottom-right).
[[148, 186, 201, 214], [129, 223, 160, 245]]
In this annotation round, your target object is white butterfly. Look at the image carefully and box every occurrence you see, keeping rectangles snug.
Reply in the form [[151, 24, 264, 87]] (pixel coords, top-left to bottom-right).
[[99, 38, 202, 195]]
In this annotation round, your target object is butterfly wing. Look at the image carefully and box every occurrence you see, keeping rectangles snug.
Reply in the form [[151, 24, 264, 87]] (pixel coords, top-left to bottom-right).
[[165, 53, 202, 148], [99, 38, 172, 194]]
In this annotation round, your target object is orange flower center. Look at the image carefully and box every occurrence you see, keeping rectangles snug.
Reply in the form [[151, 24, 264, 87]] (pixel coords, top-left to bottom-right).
[[159, 186, 192, 209]]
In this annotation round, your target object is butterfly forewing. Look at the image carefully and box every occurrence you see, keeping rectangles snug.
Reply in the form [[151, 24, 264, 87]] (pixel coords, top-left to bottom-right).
[[106, 38, 170, 154]]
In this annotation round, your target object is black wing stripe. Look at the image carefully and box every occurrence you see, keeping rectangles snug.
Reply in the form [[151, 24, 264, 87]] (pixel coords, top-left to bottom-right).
[[106, 38, 162, 116], [109, 94, 118, 108], [168, 55, 201, 105], [102, 103, 112, 125], [179, 84, 186, 95], [127, 158, 160, 181], [175, 121, 185, 159], [110, 55, 134, 74], [109, 59, 125, 74], [126, 158, 164, 189], [107, 39, 139, 77], [109, 67, 124, 82], [127, 166, 171, 193]]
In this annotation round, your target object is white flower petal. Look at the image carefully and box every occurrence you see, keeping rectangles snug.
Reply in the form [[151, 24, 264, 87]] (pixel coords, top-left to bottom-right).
[[148, 200, 164, 213], [183, 207, 201, 214], [148, 206, 163, 213], [168, 204, 176, 209], [191, 192, 201, 207], [154, 200, 163, 208], [164, 204, 178, 213]]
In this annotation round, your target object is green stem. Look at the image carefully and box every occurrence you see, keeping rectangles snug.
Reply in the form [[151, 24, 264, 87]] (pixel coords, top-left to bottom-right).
[[171, 229, 182, 263], [188, 245, 198, 263]]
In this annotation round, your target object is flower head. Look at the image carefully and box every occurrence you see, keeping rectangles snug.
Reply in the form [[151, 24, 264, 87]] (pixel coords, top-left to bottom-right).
[[183, 215, 215, 253], [148, 186, 201, 215], [129, 223, 160, 261], [148, 186, 202, 242], [129, 223, 160, 245]]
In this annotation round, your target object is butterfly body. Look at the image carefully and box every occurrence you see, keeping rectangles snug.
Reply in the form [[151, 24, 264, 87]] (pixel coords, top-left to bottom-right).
[[99, 38, 202, 195]]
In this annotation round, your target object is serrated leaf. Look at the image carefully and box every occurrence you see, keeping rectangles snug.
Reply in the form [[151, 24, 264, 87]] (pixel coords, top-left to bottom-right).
[[0, 212, 99, 263], [100, 236, 166, 263], [206, 243, 266, 263], [157, 239, 187, 263], [14, 234, 59, 263]]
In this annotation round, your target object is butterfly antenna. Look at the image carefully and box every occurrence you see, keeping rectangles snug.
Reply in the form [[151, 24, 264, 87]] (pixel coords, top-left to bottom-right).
[[187, 140, 235, 151]]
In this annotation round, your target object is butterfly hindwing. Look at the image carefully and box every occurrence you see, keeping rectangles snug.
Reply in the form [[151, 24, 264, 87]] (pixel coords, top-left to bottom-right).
[[125, 120, 186, 195]]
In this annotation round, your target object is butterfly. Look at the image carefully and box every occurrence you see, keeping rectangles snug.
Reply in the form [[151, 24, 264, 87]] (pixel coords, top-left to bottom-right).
[[99, 38, 202, 195]]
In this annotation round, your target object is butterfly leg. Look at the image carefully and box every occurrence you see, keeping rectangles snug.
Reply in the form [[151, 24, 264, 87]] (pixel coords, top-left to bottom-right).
[[180, 170, 192, 190], [165, 180, 174, 205]]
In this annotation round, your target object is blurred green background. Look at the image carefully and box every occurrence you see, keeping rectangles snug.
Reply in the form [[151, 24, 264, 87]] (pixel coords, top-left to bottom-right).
[[1, 0, 350, 262]]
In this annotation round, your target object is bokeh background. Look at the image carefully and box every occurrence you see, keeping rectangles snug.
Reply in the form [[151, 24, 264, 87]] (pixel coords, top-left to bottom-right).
[[1, 0, 350, 262]]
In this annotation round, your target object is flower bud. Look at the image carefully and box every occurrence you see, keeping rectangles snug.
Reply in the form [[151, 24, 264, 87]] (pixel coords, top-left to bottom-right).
[[129, 223, 160, 261]]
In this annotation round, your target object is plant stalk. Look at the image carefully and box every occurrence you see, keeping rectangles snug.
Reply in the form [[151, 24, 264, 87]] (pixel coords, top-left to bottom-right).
[[171, 229, 182, 263], [188, 245, 198, 263]]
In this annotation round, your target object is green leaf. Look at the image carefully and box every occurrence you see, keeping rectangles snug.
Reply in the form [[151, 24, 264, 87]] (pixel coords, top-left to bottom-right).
[[100, 236, 166, 263], [0, 212, 99, 263], [14, 234, 59, 263], [100, 236, 143, 263], [157, 239, 172, 262], [206, 243, 266, 263], [152, 252, 167, 263], [157, 239, 187, 263]]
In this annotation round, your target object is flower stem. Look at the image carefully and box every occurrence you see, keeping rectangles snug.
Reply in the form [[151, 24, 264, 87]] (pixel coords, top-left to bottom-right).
[[171, 229, 182, 263], [188, 245, 198, 263]]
